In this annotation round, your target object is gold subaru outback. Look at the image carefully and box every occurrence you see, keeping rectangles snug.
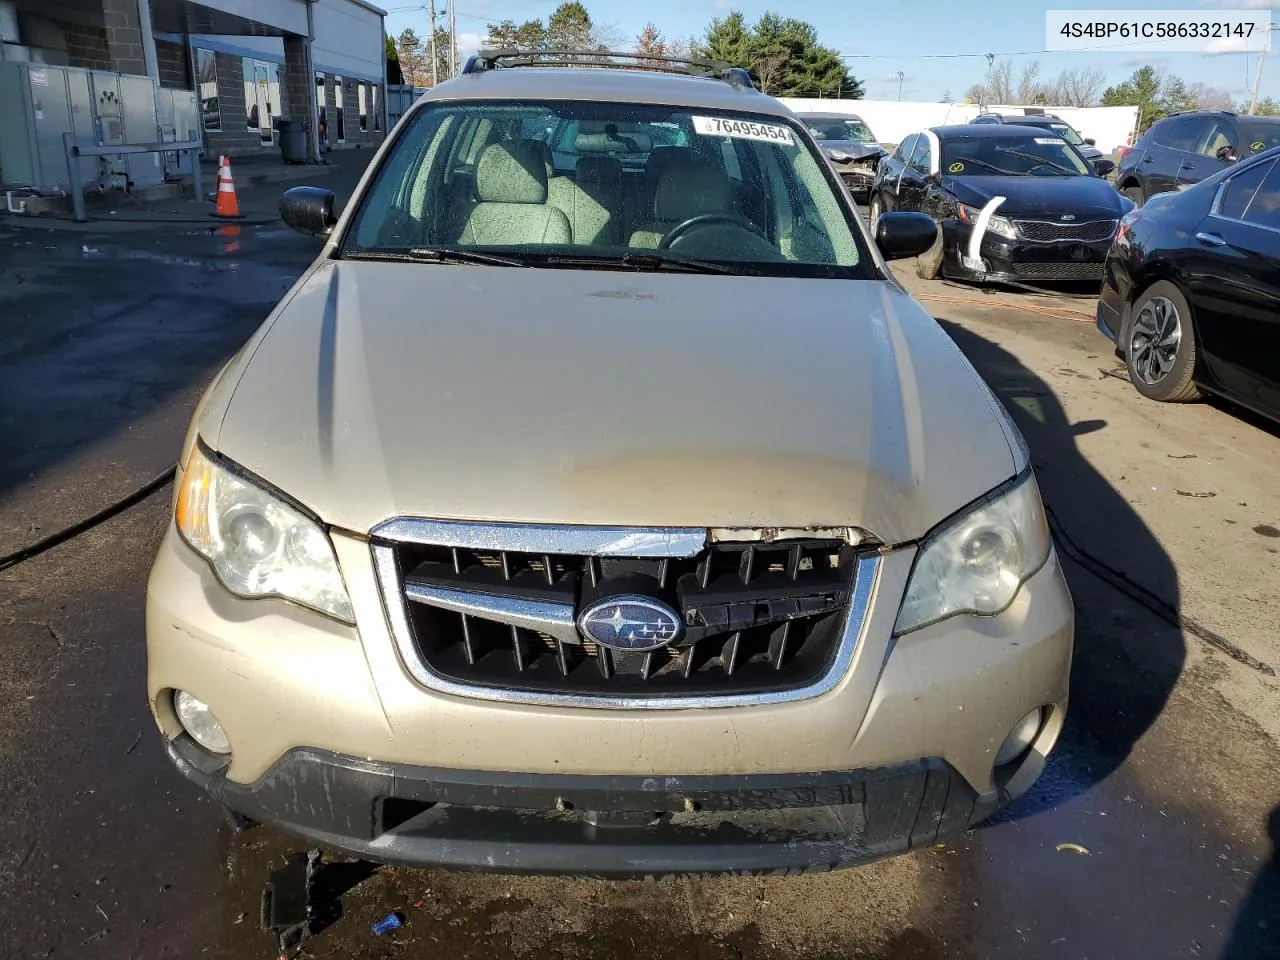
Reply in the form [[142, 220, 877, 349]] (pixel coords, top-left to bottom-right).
[[146, 49, 1072, 876]]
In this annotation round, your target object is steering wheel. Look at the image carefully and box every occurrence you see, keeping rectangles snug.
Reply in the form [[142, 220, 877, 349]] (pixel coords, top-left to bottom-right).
[[657, 213, 770, 250]]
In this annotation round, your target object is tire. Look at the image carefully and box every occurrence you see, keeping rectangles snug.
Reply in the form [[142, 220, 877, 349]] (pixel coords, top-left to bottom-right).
[[1125, 281, 1201, 402], [868, 193, 882, 231], [915, 229, 944, 280], [1122, 185, 1145, 207]]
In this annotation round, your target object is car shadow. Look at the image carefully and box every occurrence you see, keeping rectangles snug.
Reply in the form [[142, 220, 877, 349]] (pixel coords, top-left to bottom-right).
[[1223, 805, 1280, 959], [934, 316, 1186, 818]]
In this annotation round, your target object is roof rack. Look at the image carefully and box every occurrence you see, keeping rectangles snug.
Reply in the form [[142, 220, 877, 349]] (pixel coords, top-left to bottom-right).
[[460, 48, 755, 89]]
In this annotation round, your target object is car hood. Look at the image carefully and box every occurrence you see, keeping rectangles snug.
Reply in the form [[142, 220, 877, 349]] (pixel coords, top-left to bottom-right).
[[942, 174, 1125, 220], [209, 262, 1016, 544], [821, 141, 884, 161]]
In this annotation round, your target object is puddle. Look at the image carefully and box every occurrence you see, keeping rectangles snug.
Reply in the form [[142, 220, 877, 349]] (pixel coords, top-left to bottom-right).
[[80, 245, 241, 272]]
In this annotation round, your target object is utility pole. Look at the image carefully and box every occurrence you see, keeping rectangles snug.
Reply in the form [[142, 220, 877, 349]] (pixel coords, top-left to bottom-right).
[[895, 70, 904, 101], [450, 2, 457, 78], [1248, 21, 1275, 114], [428, 0, 439, 86]]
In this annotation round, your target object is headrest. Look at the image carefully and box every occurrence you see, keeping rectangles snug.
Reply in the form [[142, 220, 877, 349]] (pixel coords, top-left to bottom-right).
[[476, 140, 548, 204], [575, 155, 623, 183], [654, 152, 731, 221]]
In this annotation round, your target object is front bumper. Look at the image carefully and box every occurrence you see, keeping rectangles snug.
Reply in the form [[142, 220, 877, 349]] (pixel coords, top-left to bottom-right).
[[830, 159, 880, 193], [148, 522, 1072, 873], [169, 738, 1000, 876], [941, 220, 1112, 285]]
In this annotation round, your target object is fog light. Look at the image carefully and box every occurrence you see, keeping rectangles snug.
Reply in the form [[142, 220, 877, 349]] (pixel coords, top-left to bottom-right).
[[173, 690, 231, 755], [995, 708, 1043, 766]]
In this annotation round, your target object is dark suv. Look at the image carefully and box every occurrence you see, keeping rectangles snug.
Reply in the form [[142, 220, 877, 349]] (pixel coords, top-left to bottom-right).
[[1116, 110, 1280, 205], [971, 112, 1104, 165]]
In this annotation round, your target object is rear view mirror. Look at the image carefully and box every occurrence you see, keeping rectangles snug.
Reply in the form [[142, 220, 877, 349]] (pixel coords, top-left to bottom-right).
[[280, 186, 337, 238], [875, 212, 938, 261], [1084, 138, 1097, 146], [1092, 158, 1115, 178]]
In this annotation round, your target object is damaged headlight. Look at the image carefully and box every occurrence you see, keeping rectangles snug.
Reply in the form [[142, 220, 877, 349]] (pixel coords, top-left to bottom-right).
[[957, 202, 1018, 240], [894, 472, 1051, 635], [175, 442, 354, 623]]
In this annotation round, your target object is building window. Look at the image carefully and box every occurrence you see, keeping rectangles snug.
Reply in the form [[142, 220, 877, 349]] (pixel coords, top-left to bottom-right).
[[358, 82, 367, 132], [372, 84, 381, 131], [243, 59, 278, 145], [196, 48, 220, 132], [316, 73, 327, 147], [334, 75, 345, 142]]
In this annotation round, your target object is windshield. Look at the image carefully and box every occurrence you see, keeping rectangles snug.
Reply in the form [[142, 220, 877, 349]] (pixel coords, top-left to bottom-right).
[[344, 100, 870, 278], [1041, 121, 1084, 146], [941, 134, 1092, 177], [804, 118, 876, 143], [1239, 122, 1280, 156]]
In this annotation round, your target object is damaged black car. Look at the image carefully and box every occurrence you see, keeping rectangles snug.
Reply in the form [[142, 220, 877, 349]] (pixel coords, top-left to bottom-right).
[[870, 124, 1134, 285], [798, 112, 885, 198]]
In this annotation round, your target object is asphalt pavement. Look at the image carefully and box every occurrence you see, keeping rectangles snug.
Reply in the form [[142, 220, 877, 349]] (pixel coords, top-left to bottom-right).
[[0, 175, 1277, 960]]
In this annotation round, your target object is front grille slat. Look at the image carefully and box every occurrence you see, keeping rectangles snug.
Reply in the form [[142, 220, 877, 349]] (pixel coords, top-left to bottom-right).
[[392, 536, 862, 700], [1014, 219, 1117, 243], [1012, 261, 1105, 281]]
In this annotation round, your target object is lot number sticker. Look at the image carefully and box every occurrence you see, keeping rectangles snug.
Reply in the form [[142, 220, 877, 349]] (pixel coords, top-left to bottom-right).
[[693, 116, 794, 144], [1033, 137, 1062, 144]]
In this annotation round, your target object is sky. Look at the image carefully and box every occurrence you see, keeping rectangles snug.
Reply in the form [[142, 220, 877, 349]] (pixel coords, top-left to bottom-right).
[[383, 0, 1280, 104]]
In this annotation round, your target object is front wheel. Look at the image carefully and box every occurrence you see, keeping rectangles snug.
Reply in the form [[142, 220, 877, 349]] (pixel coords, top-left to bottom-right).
[[915, 228, 944, 280], [868, 193, 882, 231], [1122, 185, 1145, 207], [1125, 281, 1201, 402]]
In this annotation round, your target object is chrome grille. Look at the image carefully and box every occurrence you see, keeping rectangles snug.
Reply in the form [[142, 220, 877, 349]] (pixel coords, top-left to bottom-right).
[[1014, 219, 1118, 243], [372, 522, 878, 708]]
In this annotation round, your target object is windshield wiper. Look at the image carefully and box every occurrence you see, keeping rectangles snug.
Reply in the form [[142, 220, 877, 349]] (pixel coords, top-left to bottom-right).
[[952, 157, 1028, 176], [343, 247, 529, 267], [542, 252, 741, 275], [1000, 150, 1079, 176]]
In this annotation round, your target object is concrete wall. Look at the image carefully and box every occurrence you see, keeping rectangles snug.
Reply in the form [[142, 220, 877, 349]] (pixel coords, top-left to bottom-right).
[[101, 0, 145, 74], [778, 99, 1141, 156], [155, 36, 187, 88]]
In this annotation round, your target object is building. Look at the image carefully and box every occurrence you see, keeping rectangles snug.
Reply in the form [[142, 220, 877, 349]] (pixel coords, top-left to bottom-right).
[[0, 0, 386, 166]]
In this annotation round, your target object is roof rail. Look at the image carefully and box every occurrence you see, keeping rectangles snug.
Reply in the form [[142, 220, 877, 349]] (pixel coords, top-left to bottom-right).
[[460, 48, 755, 89]]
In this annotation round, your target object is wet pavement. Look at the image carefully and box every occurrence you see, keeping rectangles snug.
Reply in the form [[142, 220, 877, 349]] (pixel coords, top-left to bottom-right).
[[0, 216, 1277, 960]]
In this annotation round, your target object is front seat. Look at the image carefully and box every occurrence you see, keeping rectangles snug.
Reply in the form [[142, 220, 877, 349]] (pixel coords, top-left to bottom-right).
[[458, 141, 572, 246], [629, 151, 732, 249]]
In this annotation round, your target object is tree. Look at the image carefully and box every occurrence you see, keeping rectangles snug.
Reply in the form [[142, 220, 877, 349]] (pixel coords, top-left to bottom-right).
[[430, 26, 453, 82], [941, 89, 953, 103], [396, 28, 427, 87], [698, 10, 862, 98], [385, 32, 403, 85], [546, 1, 593, 51], [1016, 60, 1042, 105], [1102, 65, 1166, 130], [1189, 82, 1234, 110], [1050, 67, 1106, 107], [1247, 96, 1280, 116], [486, 18, 547, 49]]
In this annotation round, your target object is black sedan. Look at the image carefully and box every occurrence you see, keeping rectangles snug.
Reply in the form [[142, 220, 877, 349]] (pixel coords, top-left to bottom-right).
[[870, 125, 1133, 285], [1097, 146, 1280, 424]]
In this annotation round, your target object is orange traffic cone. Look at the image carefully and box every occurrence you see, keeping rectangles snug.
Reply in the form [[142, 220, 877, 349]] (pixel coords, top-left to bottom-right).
[[212, 155, 244, 219]]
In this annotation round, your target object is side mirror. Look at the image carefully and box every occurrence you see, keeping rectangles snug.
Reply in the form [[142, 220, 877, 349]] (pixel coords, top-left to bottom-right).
[[875, 211, 938, 261], [280, 186, 337, 238], [1084, 137, 1097, 146], [1216, 145, 1239, 163], [1092, 158, 1115, 178]]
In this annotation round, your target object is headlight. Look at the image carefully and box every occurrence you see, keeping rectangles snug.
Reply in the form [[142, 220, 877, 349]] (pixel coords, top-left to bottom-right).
[[957, 202, 1018, 240], [894, 472, 1051, 635], [175, 442, 354, 623], [827, 150, 851, 161]]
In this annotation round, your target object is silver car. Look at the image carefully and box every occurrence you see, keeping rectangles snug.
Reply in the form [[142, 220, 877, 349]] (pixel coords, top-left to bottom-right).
[[146, 50, 1073, 876], [799, 111, 886, 196]]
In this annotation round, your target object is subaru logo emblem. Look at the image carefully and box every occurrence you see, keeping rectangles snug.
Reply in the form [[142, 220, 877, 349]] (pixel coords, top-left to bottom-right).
[[578, 595, 683, 652], [1061, 214, 1076, 221]]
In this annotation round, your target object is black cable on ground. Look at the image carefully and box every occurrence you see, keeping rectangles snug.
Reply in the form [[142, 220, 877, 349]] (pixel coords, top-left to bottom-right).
[[1047, 505, 1275, 677], [0, 466, 176, 574]]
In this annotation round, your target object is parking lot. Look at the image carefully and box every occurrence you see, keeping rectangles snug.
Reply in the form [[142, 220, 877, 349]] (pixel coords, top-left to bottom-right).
[[1, 172, 1278, 960]]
